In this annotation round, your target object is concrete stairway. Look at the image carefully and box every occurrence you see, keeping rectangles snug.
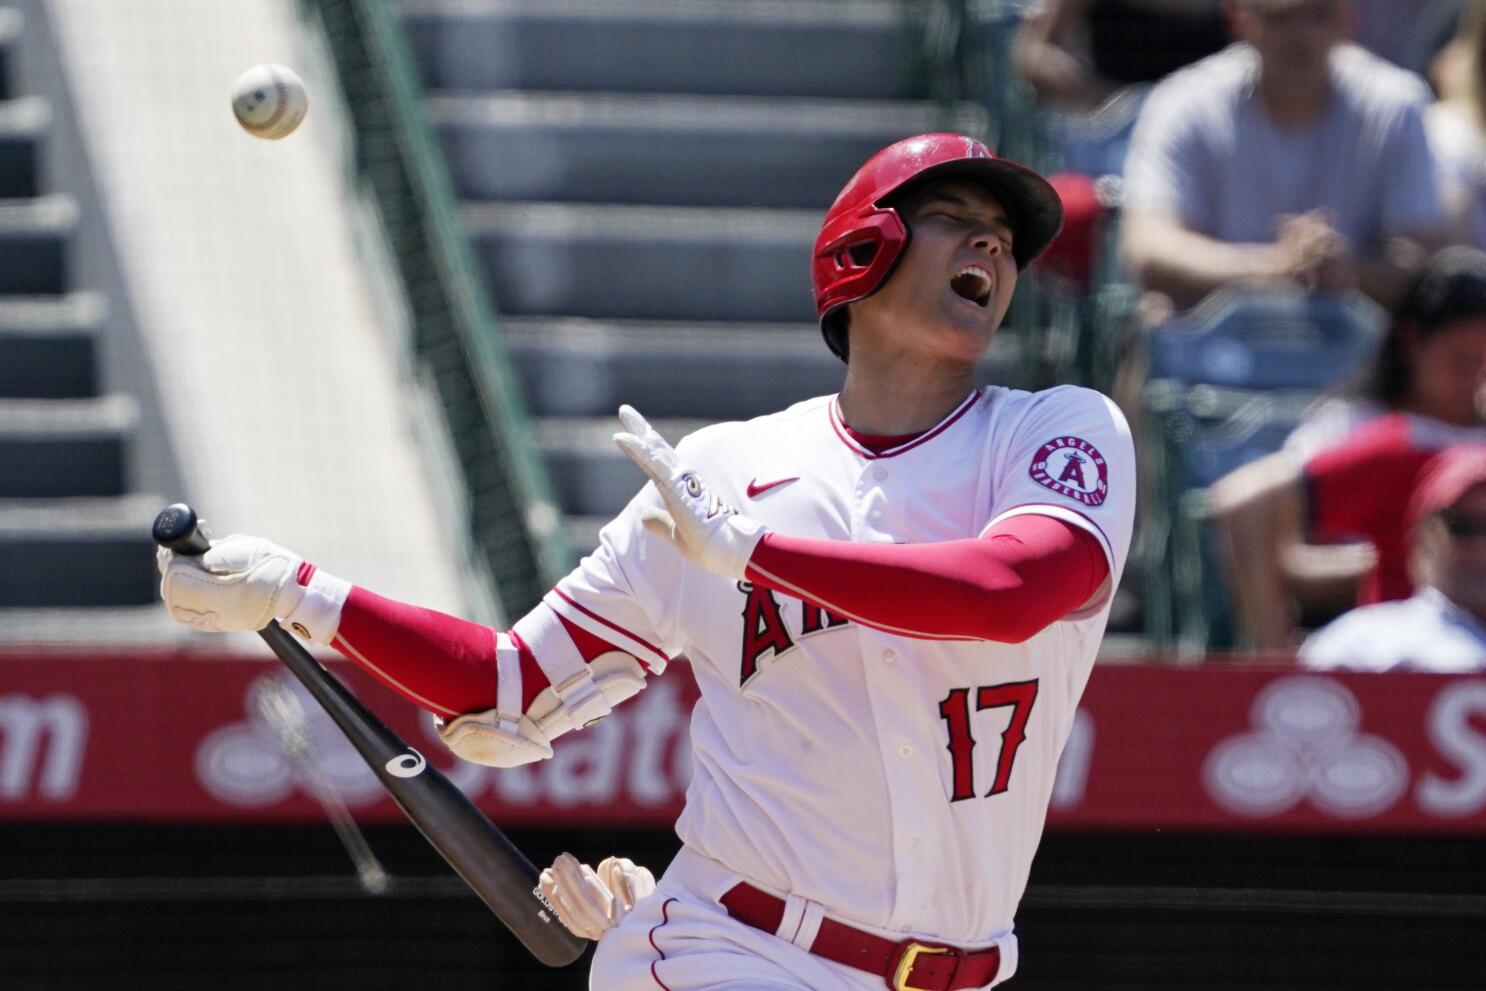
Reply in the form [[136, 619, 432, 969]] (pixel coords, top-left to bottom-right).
[[401, 0, 1022, 555], [0, 7, 171, 640]]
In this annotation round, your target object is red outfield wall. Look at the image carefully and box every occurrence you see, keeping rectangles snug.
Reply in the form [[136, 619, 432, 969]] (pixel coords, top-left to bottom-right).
[[3, 651, 1486, 831]]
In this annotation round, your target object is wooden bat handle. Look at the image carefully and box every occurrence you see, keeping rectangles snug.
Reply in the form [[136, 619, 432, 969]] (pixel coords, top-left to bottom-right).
[[152, 504, 587, 967]]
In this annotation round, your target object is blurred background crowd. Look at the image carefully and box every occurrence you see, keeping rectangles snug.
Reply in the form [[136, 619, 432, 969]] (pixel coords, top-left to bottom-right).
[[8, 0, 1486, 662], [1020, 0, 1486, 665], [5, 1, 1486, 988]]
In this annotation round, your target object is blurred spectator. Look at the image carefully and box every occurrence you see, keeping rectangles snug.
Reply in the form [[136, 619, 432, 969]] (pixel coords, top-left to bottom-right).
[[1014, 0, 1229, 112], [1209, 247, 1486, 649], [1015, 0, 1230, 178], [1285, 247, 1486, 458], [1121, 0, 1445, 312], [1353, 0, 1464, 77], [1425, 3, 1486, 248], [1300, 444, 1486, 670]]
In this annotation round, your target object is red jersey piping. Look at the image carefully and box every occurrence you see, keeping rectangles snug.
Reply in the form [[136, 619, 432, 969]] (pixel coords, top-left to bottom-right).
[[828, 389, 982, 460]]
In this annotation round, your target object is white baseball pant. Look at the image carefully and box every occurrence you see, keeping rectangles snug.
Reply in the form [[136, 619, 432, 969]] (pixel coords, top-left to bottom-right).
[[588, 846, 1017, 990]]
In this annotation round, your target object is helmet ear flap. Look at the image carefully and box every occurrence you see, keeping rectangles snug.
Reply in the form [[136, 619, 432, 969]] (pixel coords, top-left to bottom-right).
[[821, 220, 890, 276], [812, 209, 907, 306], [821, 308, 850, 362], [812, 208, 909, 363], [837, 240, 880, 270]]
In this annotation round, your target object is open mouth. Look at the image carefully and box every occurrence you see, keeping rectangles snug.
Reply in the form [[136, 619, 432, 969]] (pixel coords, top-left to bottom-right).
[[949, 265, 993, 308]]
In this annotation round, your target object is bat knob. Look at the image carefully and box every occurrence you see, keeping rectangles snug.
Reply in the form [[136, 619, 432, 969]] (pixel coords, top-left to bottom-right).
[[152, 503, 212, 556]]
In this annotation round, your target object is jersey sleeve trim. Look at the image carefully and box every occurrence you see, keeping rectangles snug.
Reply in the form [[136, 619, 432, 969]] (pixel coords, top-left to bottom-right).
[[982, 502, 1118, 619], [545, 588, 672, 673]]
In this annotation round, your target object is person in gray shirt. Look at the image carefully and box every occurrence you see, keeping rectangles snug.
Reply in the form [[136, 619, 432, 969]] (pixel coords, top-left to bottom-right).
[[1120, 0, 1447, 311]]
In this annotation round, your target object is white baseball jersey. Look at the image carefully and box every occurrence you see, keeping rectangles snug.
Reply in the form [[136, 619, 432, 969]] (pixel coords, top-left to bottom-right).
[[533, 385, 1134, 943]]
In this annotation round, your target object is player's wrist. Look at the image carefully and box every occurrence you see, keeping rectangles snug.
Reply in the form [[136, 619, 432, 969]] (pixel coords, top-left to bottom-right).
[[715, 514, 769, 580], [276, 567, 351, 644]]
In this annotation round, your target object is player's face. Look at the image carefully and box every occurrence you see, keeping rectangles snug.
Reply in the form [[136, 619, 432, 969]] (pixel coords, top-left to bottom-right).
[[1408, 317, 1486, 426], [849, 181, 1018, 366]]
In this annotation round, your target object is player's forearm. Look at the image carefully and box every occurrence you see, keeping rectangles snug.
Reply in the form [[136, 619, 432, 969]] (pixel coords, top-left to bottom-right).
[[1121, 215, 1286, 308], [1215, 511, 1296, 650], [331, 589, 648, 769], [331, 587, 552, 717], [1208, 462, 1304, 651], [744, 515, 1107, 643]]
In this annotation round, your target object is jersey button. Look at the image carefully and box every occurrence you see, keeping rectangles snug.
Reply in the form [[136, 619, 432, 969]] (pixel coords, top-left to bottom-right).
[[874, 466, 888, 481], [898, 743, 914, 759], [906, 837, 921, 850], [882, 649, 897, 663]]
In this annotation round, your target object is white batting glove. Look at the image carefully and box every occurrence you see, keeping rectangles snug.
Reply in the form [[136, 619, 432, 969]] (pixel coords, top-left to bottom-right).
[[613, 404, 767, 579], [538, 852, 656, 941], [157, 534, 349, 643]]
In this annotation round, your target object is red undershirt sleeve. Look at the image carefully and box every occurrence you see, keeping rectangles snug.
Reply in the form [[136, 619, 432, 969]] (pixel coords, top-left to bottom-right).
[[743, 514, 1108, 643], [331, 587, 622, 718], [328, 517, 1102, 713]]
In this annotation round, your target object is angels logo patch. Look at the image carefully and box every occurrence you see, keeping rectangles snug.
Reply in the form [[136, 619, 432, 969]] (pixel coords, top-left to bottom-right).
[[1029, 436, 1108, 506]]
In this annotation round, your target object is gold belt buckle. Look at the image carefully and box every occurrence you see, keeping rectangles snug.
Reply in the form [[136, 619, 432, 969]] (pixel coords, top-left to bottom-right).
[[891, 941, 955, 991]]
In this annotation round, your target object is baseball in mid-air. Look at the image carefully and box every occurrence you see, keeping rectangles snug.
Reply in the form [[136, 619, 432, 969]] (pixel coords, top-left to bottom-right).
[[231, 64, 308, 140]]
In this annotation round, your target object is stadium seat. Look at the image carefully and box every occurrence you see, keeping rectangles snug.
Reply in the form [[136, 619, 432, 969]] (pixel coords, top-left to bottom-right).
[[1127, 289, 1385, 650], [401, 0, 925, 99], [1147, 287, 1385, 392], [0, 8, 167, 626], [428, 93, 969, 210], [402, 0, 1039, 557]]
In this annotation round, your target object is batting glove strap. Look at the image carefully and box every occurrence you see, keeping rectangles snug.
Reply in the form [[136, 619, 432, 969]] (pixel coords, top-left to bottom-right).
[[527, 651, 647, 739], [613, 404, 768, 579], [435, 650, 645, 768], [493, 631, 525, 729], [436, 632, 549, 768], [278, 568, 351, 646]]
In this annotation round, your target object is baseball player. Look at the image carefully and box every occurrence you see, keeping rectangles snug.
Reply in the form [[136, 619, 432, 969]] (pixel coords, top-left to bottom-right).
[[159, 133, 1134, 990]]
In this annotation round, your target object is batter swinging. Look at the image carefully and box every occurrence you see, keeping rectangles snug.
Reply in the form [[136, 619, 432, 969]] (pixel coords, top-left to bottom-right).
[[158, 134, 1135, 990]]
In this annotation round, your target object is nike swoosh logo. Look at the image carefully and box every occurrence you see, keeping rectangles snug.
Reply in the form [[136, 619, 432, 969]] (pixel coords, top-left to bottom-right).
[[747, 477, 800, 499]]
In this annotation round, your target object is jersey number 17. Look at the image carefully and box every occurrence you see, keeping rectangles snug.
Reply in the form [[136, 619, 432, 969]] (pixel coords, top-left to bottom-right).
[[939, 680, 1039, 802]]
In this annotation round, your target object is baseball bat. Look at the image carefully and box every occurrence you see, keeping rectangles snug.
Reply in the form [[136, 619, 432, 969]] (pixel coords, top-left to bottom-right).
[[151, 503, 586, 968]]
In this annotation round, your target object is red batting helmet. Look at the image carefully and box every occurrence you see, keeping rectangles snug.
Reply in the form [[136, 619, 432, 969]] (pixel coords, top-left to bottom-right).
[[812, 133, 1064, 360]]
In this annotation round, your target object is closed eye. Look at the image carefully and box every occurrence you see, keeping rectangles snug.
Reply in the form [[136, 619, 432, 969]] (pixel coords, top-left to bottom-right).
[[929, 211, 1012, 249]]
